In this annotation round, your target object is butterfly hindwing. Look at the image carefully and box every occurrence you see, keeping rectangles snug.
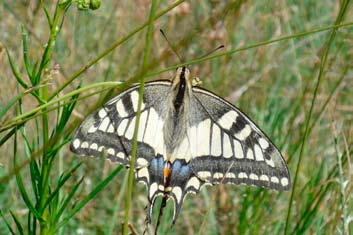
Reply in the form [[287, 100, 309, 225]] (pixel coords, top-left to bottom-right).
[[148, 87, 291, 223]]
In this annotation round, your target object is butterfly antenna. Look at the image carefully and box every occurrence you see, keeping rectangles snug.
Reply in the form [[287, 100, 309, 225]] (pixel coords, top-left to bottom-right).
[[197, 44, 225, 59], [160, 29, 183, 64]]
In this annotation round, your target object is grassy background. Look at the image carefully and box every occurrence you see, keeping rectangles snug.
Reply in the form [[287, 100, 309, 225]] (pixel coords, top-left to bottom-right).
[[0, 0, 353, 234]]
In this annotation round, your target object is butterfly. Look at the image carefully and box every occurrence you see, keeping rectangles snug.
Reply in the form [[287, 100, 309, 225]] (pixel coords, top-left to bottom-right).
[[70, 66, 291, 226]]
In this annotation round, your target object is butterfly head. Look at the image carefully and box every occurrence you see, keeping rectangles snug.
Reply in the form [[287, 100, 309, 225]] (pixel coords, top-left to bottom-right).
[[173, 66, 191, 86]]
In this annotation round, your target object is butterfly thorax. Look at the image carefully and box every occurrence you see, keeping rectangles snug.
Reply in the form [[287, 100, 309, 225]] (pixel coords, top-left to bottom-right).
[[163, 67, 192, 162]]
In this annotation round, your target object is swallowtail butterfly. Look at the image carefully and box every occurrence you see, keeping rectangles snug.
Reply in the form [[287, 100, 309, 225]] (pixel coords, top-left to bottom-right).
[[70, 67, 291, 225]]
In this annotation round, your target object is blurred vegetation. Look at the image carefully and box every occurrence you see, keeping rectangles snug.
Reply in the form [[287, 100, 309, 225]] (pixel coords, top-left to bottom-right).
[[0, 0, 352, 234]]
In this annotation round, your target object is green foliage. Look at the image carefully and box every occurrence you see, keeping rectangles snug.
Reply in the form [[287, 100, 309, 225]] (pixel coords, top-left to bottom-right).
[[0, 1, 353, 235]]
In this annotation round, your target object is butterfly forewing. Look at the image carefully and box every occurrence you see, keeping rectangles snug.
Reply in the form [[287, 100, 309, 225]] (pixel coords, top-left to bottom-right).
[[70, 81, 171, 167]]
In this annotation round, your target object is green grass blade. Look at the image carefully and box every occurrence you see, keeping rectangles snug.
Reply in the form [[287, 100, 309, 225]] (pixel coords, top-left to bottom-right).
[[19, 127, 41, 202], [107, 172, 129, 235], [0, 210, 17, 235], [43, 162, 82, 209], [9, 210, 24, 235], [0, 127, 19, 147], [21, 26, 34, 83], [13, 129, 42, 221], [51, 86, 80, 138], [292, 150, 350, 234], [0, 95, 21, 123], [41, 2, 53, 27], [0, 85, 49, 125], [284, 1, 351, 234], [5, 48, 28, 89], [123, 0, 158, 234], [53, 165, 123, 232], [54, 176, 84, 224], [34, 2, 61, 85]]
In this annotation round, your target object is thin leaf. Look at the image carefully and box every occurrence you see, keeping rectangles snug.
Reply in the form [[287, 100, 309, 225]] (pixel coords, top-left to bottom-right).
[[32, 60, 39, 78], [5, 48, 28, 89], [13, 131, 42, 220], [54, 165, 123, 232], [0, 85, 48, 124], [44, 162, 82, 209], [54, 176, 84, 223], [41, 3, 53, 27], [51, 85, 80, 138], [21, 26, 34, 82], [9, 211, 24, 235], [19, 126, 41, 202], [27, 210, 35, 235], [0, 95, 20, 123], [0, 127, 20, 147], [0, 210, 16, 235]]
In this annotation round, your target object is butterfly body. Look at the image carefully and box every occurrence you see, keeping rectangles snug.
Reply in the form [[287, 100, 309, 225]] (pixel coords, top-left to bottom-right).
[[70, 67, 291, 224]]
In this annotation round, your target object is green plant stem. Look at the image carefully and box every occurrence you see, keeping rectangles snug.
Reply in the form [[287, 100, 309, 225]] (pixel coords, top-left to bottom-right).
[[284, 1, 350, 234], [36, 3, 64, 235], [108, 173, 129, 235], [122, 1, 157, 234]]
